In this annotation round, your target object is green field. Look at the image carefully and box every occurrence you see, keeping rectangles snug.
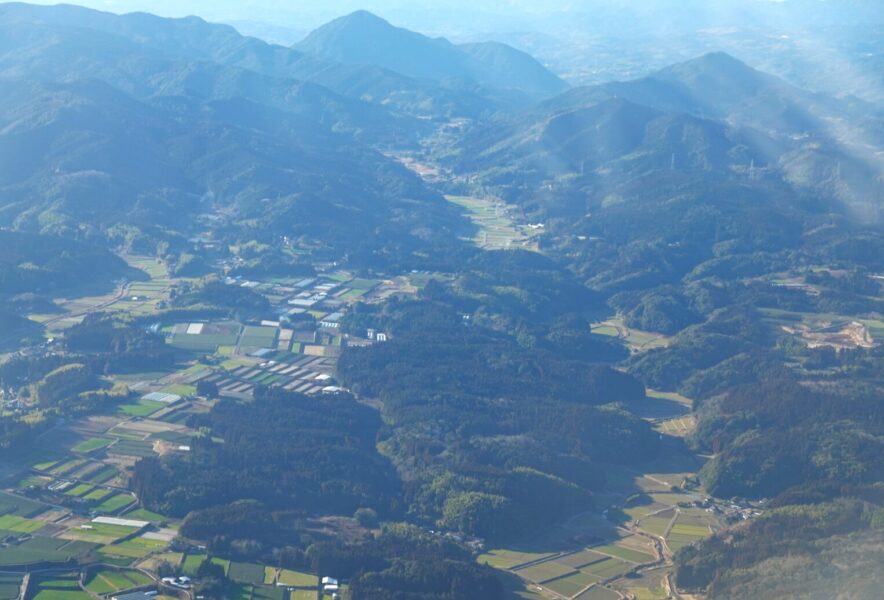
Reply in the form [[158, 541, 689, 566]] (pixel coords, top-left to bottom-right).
[[544, 571, 599, 597], [0, 492, 46, 517], [100, 535, 167, 559], [182, 553, 207, 576], [67, 522, 138, 544], [240, 326, 278, 348], [277, 569, 315, 587], [94, 493, 136, 514], [478, 549, 555, 569], [557, 550, 608, 568], [228, 561, 266, 584], [85, 569, 152, 594], [71, 437, 113, 454], [32, 574, 91, 600], [119, 399, 166, 417], [576, 586, 621, 600], [0, 575, 22, 600], [253, 586, 285, 600], [0, 514, 44, 533], [107, 440, 155, 458], [516, 560, 575, 583], [583, 557, 633, 579], [592, 544, 656, 564], [0, 538, 98, 566]]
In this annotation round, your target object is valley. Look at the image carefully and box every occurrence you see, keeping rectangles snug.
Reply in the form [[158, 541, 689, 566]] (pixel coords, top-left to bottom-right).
[[0, 3, 882, 600]]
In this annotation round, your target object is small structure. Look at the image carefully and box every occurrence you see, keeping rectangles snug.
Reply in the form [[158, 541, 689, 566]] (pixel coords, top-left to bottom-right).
[[161, 576, 192, 589], [376, 333, 388, 342], [142, 392, 183, 404], [322, 577, 340, 594]]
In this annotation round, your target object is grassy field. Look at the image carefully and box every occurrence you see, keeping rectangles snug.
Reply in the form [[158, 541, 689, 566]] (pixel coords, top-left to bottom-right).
[[84, 569, 152, 594], [228, 561, 266, 585], [0, 514, 44, 533], [576, 586, 621, 600], [515, 560, 575, 583], [31, 574, 91, 600], [544, 571, 599, 597], [119, 399, 166, 418], [71, 437, 113, 454], [277, 569, 315, 587], [478, 549, 556, 569], [0, 575, 22, 600]]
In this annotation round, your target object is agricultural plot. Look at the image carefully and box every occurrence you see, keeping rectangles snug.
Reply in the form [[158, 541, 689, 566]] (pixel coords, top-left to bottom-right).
[[31, 574, 91, 600], [93, 493, 136, 514], [71, 437, 113, 454], [253, 586, 285, 600], [168, 322, 241, 352], [0, 575, 22, 600], [654, 415, 696, 437], [107, 440, 155, 458], [239, 326, 278, 349], [557, 550, 609, 569], [64, 521, 139, 545], [0, 491, 47, 517], [181, 553, 207, 576], [85, 569, 152, 594], [638, 510, 675, 537], [478, 548, 556, 569], [119, 399, 166, 418], [592, 543, 655, 564], [0, 538, 98, 567], [615, 566, 669, 600], [100, 534, 167, 559], [515, 559, 576, 583], [665, 513, 711, 552], [582, 557, 633, 580], [0, 514, 45, 533], [228, 561, 266, 585], [576, 586, 621, 600], [277, 569, 316, 587], [543, 571, 599, 597]]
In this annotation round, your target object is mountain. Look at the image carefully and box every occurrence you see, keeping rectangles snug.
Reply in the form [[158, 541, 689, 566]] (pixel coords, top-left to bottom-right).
[[542, 52, 884, 143], [295, 10, 568, 99]]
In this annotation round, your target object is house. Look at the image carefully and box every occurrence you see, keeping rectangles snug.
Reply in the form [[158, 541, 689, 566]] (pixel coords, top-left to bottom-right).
[[322, 577, 340, 594]]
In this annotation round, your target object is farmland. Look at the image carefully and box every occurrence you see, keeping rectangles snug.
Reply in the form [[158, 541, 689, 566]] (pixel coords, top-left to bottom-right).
[[446, 195, 539, 251]]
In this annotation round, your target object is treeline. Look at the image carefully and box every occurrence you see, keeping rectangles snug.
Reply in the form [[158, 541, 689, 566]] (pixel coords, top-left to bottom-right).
[[131, 387, 400, 520]]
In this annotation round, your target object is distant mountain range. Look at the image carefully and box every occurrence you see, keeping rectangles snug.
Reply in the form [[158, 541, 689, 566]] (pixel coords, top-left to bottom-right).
[[0, 3, 565, 120]]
